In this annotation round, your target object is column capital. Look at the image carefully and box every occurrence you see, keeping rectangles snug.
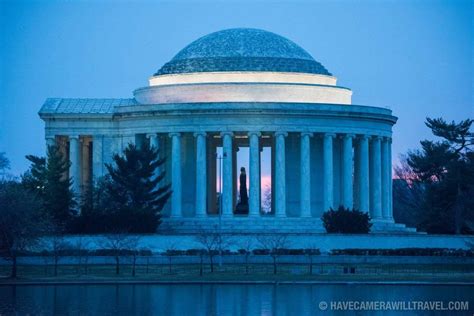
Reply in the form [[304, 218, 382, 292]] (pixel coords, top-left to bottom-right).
[[220, 131, 234, 138], [383, 136, 392, 143], [300, 132, 314, 138], [372, 135, 383, 141], [274, 131, 288, 137], [69, 135, 80, 140], [324, 132, 336, 138], [358, 134, 371, 140], [168, 132, 181, 138], [248, 131, 262, 137], [342, 133, 355, 139], [146, 133, 158, 139], [193, 131, 207, 138]]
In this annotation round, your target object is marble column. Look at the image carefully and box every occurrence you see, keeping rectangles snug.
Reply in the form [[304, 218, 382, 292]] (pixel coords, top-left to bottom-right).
[[121, 135, 135, 151], [342, 134, 354, 209], [357, 135, 370, 213], [147, 133, 159, 149], [195, 132, 207, 217], [169, 133, 182, 217], [46, 136, 56, 147], [80, 138, 92, 189], [92, 135, 104, 179], [300, 132, 313, 217], [207, 140, 217, 215], [370, 136, 382, 219], [323, 133, 335, 212], [382, 137, 391, 220], [69, 135, 81, 196], [388, 138, 393, 219], [147, 133, 162, 177], [221, 132, 234, 217], [274, 132, 287, 217], [248, 132, 261, 217]]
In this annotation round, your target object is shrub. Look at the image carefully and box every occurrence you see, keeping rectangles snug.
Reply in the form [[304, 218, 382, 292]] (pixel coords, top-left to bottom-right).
[[322, 206, 372, 234]]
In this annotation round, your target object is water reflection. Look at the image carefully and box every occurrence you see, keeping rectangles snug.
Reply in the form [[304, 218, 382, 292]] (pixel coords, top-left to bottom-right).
[[0, 284, 472, 315]]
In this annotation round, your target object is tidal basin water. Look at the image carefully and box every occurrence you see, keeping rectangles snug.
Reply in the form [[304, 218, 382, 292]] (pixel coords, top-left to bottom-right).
[[0, 284, 472, 315]]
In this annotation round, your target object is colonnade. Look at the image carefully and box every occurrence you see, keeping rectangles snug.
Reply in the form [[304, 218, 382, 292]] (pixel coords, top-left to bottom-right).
[[156, 131, 393, 221], [56, 131, 393, 221]]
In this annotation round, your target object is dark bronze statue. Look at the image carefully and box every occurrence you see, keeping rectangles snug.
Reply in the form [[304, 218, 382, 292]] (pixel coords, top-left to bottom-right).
[[235, 167, 249, 214]]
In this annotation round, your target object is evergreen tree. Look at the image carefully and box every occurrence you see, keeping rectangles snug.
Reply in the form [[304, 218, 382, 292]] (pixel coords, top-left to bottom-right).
[[103, 143, 171, 233], [402, 118, 474, 234], [23, 145, 75, 228], [74, 176, 113, 233]]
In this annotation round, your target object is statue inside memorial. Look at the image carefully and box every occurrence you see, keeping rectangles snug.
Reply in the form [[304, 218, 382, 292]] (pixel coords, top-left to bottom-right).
[[235, 167, 249, 214]]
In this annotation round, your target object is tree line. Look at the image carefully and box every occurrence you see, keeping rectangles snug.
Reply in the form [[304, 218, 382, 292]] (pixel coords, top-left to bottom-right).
[[393, 117, 474, 234], [0, 143, 171, 277]]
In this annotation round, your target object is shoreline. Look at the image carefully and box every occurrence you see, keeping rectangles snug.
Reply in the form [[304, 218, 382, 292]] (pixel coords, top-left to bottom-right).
[[2, 277, 474, 286]]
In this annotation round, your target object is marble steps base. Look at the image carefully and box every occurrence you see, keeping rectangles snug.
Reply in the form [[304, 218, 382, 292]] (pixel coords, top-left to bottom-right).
[[371, 220, 418, 234], [158, 217, 419, 234]]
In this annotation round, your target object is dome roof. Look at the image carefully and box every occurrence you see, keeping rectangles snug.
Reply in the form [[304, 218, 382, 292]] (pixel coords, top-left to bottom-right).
[[155, 28, 331, 76]]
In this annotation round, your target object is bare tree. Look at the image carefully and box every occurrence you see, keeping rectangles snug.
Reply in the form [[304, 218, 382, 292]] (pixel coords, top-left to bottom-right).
[[261, 184, 272, 214], [198, 249, 205, 276], [142, 248, 152, 274], [41, 252, 50, 275], [195, 228, 232, 273], [239, 237, 254, 274], [163, 241, 180, 275], [257, 234, 289, 275], [49, 233, 72, 277], [304, 243, 319, 275], [99, 234, 141, 275], [129, 239, 142, 277], [74, 237, 91, 275], [394, 158, 425, 209]]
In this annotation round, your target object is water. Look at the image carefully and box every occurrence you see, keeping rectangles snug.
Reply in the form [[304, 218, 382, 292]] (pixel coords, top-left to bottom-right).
[[0, 283, 472, 315]]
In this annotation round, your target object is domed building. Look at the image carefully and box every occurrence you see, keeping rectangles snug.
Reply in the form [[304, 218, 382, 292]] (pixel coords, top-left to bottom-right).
[[39, 28, 414, 233]]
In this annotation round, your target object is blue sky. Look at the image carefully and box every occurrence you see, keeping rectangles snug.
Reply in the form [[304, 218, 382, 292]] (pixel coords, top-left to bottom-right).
[[0, 0, 472, 176]]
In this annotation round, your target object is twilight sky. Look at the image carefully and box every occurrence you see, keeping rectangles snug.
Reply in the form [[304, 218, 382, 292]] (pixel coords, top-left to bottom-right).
[[0, 0, 472, 176]]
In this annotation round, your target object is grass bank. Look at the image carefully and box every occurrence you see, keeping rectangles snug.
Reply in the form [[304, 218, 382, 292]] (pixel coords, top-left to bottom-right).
[[1, 263, 473, 285]]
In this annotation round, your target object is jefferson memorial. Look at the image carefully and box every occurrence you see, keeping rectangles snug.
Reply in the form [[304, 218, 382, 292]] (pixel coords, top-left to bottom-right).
[[39, 28, 414, 233]]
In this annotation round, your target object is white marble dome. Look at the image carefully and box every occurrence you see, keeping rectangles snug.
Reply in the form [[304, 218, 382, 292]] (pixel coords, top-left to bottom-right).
[[134, 28, 352, 105], [154, 28, 331, 76]]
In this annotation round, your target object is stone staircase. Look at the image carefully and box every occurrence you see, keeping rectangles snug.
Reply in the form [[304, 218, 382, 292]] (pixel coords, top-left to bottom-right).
[[370, 219, 419, 234], [158, 216, 419, 234]]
